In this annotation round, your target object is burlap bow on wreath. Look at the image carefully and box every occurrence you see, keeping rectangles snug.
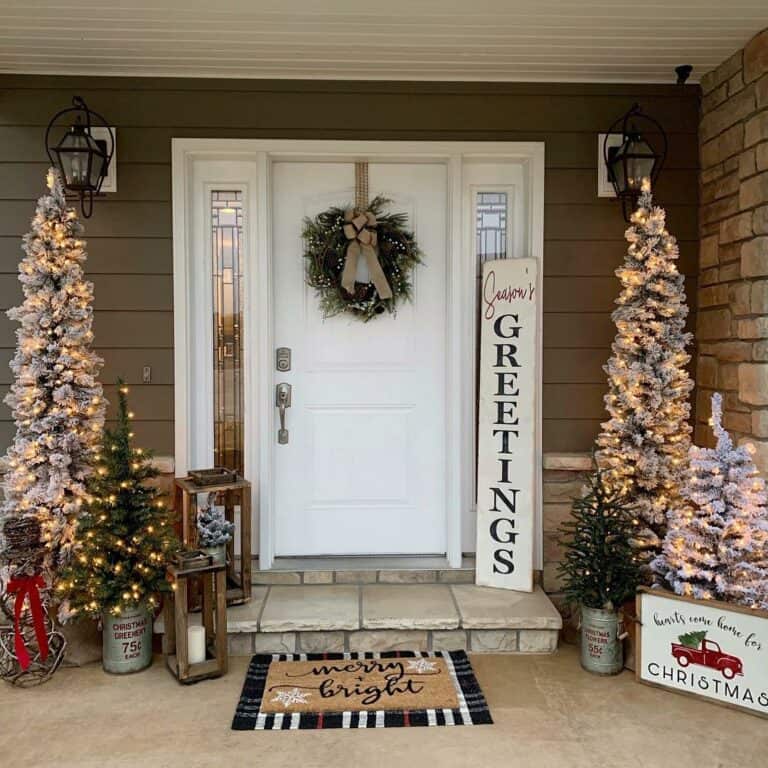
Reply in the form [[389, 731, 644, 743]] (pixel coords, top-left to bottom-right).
[[340, 210, 393, 300], [302, 161, 423, 321]]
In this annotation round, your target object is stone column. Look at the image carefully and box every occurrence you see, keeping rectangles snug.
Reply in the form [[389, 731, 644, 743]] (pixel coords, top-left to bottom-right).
[[698, 28, 768, 471]]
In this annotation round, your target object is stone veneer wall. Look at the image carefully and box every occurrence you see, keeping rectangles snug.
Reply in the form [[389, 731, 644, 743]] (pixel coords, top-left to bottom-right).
[[541, 453, 591, 630], [697, 28, 768, 468]]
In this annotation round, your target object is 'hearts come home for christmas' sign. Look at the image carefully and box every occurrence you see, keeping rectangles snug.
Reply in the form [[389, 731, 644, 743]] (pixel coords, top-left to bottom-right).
[[637, 588, 768, 718], [475, 258, 537, 592]]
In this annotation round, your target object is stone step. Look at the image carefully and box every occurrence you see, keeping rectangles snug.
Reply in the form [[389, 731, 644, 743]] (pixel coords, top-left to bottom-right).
[[155, 582, 562, 656]]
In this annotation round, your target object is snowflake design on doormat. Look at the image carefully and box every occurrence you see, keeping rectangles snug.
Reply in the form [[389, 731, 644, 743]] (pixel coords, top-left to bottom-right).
[[406, 658, 438, 673], [271, 688, 312, 708]]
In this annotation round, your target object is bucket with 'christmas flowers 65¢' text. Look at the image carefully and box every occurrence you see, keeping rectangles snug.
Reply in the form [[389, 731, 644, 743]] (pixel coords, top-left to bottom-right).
[[580, 605, 624, 675]]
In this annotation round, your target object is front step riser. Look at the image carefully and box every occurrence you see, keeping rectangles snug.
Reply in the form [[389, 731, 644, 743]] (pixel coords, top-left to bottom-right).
[[252, 569, 476, 586], [227, 628, 558, 656]]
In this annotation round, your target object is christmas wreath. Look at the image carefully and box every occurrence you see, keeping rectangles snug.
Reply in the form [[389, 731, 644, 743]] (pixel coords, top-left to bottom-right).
[[302, 195, 423, 321]]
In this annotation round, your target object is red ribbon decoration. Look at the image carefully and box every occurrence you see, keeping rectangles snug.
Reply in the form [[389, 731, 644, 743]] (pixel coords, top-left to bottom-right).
[[6, 575, 49, 671]]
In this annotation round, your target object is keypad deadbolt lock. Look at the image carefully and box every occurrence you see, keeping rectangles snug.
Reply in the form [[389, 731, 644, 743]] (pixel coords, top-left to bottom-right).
[[276, 347, 291, 372]]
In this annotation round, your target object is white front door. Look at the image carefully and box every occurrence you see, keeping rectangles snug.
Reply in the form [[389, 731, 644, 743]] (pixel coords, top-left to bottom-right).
[[271, 161, 448, 556]]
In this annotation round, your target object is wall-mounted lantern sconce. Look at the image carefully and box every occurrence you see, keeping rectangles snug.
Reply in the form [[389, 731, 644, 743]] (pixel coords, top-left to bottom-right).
[[603, 103, 667, 220], [45, 96, 114, 218]]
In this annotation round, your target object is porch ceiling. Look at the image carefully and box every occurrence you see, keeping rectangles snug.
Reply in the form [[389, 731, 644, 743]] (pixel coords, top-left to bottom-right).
[[0, 0, 765, 83]]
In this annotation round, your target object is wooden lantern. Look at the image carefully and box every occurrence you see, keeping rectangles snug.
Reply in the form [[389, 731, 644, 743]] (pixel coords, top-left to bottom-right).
[[174, 474, 252, 605], [162, 557, 228, 684]]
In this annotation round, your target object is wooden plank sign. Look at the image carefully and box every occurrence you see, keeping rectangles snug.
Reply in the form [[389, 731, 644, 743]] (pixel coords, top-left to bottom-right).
[[637, 588, 768, 718], [475, 258, 537, 591]]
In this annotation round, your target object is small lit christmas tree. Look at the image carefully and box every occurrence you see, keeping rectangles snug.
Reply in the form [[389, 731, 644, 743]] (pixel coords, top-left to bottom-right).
[[57, 382, 178, 619], [558, 468, 640, 610], [1, 169, 105, 577], [656, 393, 768, 610], [597, 179, 694, 569]]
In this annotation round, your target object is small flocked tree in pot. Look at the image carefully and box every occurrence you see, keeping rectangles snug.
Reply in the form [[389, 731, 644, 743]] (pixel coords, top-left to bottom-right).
[[197, 493, 235, 566], [559, 467, 640, 675], [57, 381, 178, 673]]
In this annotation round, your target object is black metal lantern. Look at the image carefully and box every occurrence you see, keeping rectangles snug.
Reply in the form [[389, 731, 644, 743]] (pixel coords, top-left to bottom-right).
[[603, 103, 667, 220], [45, 96, 113, 218]]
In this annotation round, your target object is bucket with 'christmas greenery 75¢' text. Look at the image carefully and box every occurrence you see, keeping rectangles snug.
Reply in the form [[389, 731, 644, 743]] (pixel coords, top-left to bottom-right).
[[102, 606, 152, 674]]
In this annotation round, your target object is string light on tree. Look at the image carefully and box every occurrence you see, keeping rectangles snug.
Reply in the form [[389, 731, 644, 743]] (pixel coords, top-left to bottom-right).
[[596, 178, 694, 573], [655, 393, 768, 610], [57, 380, 178, 620], [1, 169, 105, 579]]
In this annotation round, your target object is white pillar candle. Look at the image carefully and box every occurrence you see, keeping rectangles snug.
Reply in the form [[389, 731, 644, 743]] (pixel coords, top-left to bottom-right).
[[187, 625, 206, 665]]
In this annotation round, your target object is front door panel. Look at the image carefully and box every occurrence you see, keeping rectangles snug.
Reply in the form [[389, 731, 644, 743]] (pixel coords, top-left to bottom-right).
[[272, 161, 447, 555]]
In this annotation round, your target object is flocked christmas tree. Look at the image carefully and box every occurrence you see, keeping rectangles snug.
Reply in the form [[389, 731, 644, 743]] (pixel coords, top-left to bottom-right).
[[597, 179, 694, 570], [57, 382, 178, 620], [197, 494, 235, 549], [1, 169, 105, 578], [655, 393, 768, 610]]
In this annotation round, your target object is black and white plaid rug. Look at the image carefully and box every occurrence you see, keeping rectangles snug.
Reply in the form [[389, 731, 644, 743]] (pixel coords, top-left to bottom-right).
[[231, 650, 493, 730]]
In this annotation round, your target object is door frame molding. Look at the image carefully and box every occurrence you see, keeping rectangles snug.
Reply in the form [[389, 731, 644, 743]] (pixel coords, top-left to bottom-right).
[[172, 139, 545, 570]]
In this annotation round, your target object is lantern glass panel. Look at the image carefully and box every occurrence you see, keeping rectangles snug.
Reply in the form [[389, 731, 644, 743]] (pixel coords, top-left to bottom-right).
[[624, 136, 656, 191], [56, 130, 92, 189], [54, 126, 107, 191], [608, 145, 626, 192]]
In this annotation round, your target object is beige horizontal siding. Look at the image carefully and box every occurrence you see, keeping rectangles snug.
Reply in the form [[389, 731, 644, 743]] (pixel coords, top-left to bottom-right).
[[0, 75, 700, 455]]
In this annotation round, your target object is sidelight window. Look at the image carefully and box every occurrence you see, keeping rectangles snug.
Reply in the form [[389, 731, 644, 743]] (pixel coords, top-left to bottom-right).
[[475, 191, 508, 273], [211, 190, 244, 473]]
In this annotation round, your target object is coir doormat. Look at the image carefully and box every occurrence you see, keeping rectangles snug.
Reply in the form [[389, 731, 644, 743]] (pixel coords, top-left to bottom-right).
[[232, 651, 492, 730]]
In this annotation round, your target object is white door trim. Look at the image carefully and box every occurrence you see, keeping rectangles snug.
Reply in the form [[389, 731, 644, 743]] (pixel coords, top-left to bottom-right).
[[172, 139, 545, 570]]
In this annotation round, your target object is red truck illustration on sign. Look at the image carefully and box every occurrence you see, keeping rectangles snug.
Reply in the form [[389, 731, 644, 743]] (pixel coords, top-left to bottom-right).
[[671, 631, 744, 680]]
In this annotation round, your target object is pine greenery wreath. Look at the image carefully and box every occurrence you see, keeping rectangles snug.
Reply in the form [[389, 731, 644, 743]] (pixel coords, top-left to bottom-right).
[[302, 196, 423, 321]]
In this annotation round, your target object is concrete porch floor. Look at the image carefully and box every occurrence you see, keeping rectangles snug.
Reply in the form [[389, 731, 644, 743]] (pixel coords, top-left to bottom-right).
[[1, 645, 765, 768]]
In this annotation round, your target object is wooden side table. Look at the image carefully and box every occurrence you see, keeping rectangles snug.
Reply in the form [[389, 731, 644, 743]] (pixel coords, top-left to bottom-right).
[[174, 475, 252, 605]]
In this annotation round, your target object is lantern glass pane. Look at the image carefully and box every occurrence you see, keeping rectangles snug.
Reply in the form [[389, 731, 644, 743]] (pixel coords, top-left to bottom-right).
[[57, 131, 92, 187], [625, 155, 656, 190], [609, 150, 626, 192], [89, 139, 108, 189], [624, 136, 656, 189], [211, 190, 244, 474]]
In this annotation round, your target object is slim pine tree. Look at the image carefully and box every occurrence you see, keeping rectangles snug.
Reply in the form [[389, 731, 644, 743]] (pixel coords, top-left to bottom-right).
[[1, 170, 105, 578], [558, 468, 640, 610], [597, 180, 694, 569], [656, 393, 768, 609], [57, 382, 178, 620]]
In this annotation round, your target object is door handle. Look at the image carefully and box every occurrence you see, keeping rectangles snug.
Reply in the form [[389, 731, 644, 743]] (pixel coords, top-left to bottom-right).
[[276, 383, 292, 444]]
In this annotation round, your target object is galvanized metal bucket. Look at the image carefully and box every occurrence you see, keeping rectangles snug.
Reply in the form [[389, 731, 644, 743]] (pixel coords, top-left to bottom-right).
[[102, 606, 152, 674], [202, 544, 226, 566], [580, 605, 623, 675]]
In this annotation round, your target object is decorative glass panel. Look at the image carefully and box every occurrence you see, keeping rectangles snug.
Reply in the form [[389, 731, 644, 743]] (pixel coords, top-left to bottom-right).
[[211, 190, 244, 474], [474, 191, 509, 476], [476, 191, 508, 274]]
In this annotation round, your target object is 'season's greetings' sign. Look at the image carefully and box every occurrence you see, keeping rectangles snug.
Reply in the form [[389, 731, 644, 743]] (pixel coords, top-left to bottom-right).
[[638, 589, 768, 718], [475, 258, 537, 592]]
